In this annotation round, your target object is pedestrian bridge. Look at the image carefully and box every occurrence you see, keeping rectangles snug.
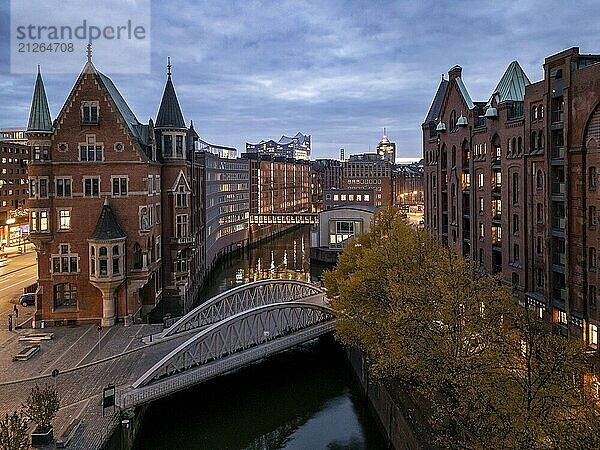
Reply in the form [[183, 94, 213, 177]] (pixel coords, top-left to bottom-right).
[[119, 279, 334, 408], [249, 212, 318, 225]]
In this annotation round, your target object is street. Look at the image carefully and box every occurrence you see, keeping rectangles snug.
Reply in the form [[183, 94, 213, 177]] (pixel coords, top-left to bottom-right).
[[0, 249, 37, 333]]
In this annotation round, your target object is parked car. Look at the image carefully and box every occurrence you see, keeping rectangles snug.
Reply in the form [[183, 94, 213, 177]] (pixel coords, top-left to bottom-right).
[[19, 293, 35, 307]]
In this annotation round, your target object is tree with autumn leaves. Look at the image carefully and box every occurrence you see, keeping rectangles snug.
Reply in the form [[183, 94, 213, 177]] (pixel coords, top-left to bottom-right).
[[324, 207, 600, 449]]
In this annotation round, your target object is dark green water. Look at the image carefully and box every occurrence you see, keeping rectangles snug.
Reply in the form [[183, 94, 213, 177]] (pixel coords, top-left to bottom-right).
[[134, 227, 387, 450]]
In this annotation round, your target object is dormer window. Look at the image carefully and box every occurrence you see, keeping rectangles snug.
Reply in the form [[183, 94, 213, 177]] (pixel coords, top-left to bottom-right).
[[82, 101, 99, 124], [176, 184, 188, 208]]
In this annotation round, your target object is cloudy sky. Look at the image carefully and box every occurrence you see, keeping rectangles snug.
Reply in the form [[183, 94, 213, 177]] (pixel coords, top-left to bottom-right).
[[1, 0, 600, 160]]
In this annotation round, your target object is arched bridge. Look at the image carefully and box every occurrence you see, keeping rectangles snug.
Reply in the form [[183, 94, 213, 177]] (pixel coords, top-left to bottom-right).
[[148, 279, 326, 341], [119, 279, 333, 408]]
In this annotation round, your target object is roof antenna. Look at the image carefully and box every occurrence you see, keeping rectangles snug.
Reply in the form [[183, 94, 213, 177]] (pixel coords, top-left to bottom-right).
[[86, 42, 92, 63], [167, 57, 172, 77]]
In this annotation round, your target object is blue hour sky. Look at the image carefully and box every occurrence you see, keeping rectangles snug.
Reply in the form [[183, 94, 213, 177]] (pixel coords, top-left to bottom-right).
[[1, 0, 600, 160]]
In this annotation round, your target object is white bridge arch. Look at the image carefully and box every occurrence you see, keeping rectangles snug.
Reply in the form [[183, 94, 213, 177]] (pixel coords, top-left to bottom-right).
[[120, 302, 335, 408], [153, 279, 325, 340]]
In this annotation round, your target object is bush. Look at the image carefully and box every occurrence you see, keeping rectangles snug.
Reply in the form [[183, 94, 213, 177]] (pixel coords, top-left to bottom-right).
[[22, 384, 60, 432]]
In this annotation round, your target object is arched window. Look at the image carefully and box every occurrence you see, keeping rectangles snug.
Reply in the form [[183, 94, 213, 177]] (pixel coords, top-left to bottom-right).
[[540, 105, 544, 118], [450, 110, 457, 131], [112, 245, 120, 275], [531, 131, 537, 150], [512, 137, 517, 156], [133, 243, 143, 269], [590, 166, 597, 190], [147, 237, 152, 264], [533, 106, 538, 121], [512, 173, 519, 205], [90, 247, 96, 276], [517, 137, 522, 154], [99, 246, 108, 276], [53, 283, 77, 310], [507, 139, 511, 156], [451, 146, 456, 167], [537, 133, 544, 150], [536, 170, 544, 190]]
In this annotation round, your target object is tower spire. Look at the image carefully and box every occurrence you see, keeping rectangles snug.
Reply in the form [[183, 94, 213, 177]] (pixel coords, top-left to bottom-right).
[[86, 43, 92, 63], [27, 65, 52, 133], [167, 56, 171, 77]]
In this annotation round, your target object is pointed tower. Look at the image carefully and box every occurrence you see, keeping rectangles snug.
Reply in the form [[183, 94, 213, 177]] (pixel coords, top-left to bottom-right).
[[26, 65, 53, 161], [26, 65, 54, 253], [155, 57, 187, 160]]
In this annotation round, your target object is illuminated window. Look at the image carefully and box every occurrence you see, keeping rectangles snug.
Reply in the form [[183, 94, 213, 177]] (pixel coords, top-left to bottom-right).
[[59, 210, 71, 230]]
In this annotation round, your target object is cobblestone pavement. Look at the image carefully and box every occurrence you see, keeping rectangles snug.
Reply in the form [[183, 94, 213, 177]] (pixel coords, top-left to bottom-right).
[[0, 322, 189, 449]]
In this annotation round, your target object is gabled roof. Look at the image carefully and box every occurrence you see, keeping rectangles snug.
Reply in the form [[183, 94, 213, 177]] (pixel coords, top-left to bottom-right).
[[27, 66, 52, 133], [424, 78, 448, 124], [155, 74, 186, 129], [53, 60, 151, 153], [485, 61, 530, 108], [90, 199, 126, 241]]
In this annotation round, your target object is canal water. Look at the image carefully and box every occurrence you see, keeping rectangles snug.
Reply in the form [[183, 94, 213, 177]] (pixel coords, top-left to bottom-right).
[[134, 226, 387, 449]]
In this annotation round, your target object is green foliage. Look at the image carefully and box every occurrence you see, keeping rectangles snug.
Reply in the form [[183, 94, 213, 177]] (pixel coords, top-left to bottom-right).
[[324, 207, 600, 449], [0, 411, 29, 450], [22, 384, 60, 432]]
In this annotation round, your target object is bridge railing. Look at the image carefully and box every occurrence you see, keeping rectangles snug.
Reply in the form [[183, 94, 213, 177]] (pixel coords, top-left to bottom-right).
[[134, 302, 335, 389], [119, 321, 334, 408], [148, 279, 325, 342]]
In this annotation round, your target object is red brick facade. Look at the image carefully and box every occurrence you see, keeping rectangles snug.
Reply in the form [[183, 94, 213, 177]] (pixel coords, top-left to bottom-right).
[[423, 47, 600, 350]]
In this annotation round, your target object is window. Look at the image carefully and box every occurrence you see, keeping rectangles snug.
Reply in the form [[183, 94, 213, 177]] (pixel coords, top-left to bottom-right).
[[56, 178, 72, 197], [84, 178, 100, 197], [540, 105, 544, 118], [513, 243, 520, 262], [479, 197, 484, 213], [478, 173, 484, 188], [329, 220, 363, 249], [512, 272, 519, 287], [176, 214, 188, 239], [590, 324, 598, 347], [59, 210, 71, 230], [537, 236, 543, 255], [531, 131, 537, 150], [133, 243, 143, 269], [51, 245, 78, 274], [590, 286, 598, 310], [31, 210, 49, 232], [590, 167, 597, 190], [591, 247, 598, 271], [163, 135, 172, 158], [39, 178, 48, 198], [156, 236, 161, 261], [532, 106, 538, 121], [98, 246, 108, 276], [176, 185, 188, 208], [536, 170, 543, 190], [479, 248, 484, 265], [53, 283, 77, 310], [536, 268, 544, 288], [112, 246, 120, 275], [479, 223, 484, 238], [590, 205, 597, 228], [537, 203, 543, 223], [512, 173, 519, 204], [139, 206, 150, 230], [82, 102, 99, 123], [176, 135, 183, 157], [112, 177, 128, 197]]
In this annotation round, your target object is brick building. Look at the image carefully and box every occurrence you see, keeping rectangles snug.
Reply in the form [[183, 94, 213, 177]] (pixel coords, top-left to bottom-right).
[[423, 47, 600, 350], [310, 158, 343, 211], [0, 141, 29, 246], [24, 54, 249, 326], [393, 161, 424, 205], [322, 188, 375, 210], [343, 153, 393, 207]]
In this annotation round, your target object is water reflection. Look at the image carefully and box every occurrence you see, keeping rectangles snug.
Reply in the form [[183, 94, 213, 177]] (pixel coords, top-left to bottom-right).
[[197, 226, 316, 304]]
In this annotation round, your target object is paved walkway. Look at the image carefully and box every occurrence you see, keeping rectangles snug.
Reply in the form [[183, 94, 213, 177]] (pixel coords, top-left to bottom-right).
[[0, 322, 182, 449]]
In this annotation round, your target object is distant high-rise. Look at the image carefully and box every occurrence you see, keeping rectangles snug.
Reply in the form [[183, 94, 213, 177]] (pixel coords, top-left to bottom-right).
[[376, 128, 396, 164], [246, 132, 311, 160], [340, 148, 345, 161]]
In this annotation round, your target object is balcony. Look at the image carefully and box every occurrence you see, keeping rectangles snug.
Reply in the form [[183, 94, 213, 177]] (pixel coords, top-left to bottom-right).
[[171, 236, 194, 245]]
